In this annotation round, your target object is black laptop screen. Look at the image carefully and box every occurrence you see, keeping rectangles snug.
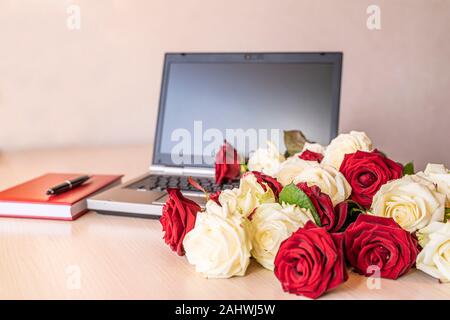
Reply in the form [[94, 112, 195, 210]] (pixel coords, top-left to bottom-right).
[[155, 54, 341, 167]]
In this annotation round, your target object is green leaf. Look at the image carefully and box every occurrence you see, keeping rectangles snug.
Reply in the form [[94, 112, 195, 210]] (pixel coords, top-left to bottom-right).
[[283, 130, 310, 157], [403, 161, 415, 175], [445, 208, 450, 222], [279, 183, 321, 226]]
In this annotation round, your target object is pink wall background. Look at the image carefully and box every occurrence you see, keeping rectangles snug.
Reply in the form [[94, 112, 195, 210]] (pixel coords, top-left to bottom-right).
[[0, 0, 449, 169]]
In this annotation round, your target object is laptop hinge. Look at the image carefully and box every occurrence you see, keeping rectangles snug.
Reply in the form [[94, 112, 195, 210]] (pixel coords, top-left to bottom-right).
[[149, 165, 214, 177], [150, 165, 183, 175], [183, 167, 215, 177]]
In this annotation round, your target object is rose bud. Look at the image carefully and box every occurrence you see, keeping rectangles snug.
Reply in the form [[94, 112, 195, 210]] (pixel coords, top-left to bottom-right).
[[274, 221, 348, 299], [246, 171, 283, 200], [344, 214, 419, 279], [160, 188, 201, 256], [296, 182, 347, 232], [215, 141, 241, 184], [298, 149, 324, 163], [208, 190, 221, 205], [339, 150, 403, 208]]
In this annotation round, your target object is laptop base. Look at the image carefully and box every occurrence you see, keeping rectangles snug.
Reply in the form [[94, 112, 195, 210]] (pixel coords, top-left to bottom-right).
[[87, 173, 208, 219]]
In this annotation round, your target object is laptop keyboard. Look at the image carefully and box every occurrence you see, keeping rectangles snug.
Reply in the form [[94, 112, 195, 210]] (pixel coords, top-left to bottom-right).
[[126, 175, 240, 193]]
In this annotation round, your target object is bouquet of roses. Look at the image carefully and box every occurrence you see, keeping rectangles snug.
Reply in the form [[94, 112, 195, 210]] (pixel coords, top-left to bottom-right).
[[160, 130, 450, 299]]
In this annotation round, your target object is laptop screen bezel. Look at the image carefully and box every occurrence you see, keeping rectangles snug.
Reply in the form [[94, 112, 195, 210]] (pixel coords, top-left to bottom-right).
[[152, 52, 342, 168]]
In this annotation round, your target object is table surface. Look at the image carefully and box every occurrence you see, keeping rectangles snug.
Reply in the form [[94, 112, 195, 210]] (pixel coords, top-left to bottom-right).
[[0, 145, 448, 300]]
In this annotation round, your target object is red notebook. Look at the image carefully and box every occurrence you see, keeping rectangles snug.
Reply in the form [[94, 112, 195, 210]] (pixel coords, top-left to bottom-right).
[[0, 173, 123, 221]]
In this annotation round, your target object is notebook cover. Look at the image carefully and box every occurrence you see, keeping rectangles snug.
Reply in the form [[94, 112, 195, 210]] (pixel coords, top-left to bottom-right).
[[0, 173, 123, 206]]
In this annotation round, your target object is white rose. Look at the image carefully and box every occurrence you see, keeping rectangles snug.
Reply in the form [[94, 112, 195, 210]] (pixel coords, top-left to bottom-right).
[[204, 195, 237, 219], [235, 173, 276, 217], [276, 156, 317, 186], [183, 211, 251, 278], [322, 131, 373, 170], [250, 203, 313, 270], [418, 164, 450, 207], [293, 164, 352, 206], [216, 188, 240, 216], [370, 175, 445, 232], [247, 141, 285, 177], [416, 221, 450, 283], [302, 142, 325, 154], [408, 172, 437, 190]]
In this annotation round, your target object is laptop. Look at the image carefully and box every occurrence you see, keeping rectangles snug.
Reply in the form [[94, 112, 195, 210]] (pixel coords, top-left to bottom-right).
[[87, 52, 342, 218]]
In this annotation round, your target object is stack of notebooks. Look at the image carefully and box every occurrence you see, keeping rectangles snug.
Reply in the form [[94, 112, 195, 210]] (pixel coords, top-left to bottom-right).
[[0, 173, 122, 220]]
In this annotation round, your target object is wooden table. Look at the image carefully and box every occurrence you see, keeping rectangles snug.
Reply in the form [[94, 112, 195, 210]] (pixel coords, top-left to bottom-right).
[[0, 145, 448, 299]]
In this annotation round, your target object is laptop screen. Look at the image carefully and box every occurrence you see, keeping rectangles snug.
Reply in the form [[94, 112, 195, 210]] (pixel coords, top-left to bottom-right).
[[154, 53, 342, 167]]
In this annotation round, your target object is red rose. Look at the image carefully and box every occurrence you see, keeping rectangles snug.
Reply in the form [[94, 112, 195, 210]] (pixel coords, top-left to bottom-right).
[[215, 141, 241, 184], [344, 214, 419, 279], [333, 200, 364, 232], [339, 150, 403, 208], [333, 201, 350, 232], [274, 221, 348, 299], [160, 188, 201, 256], [247, 171, 283, 199], [299, 150, 324, 162], [296, 183, 347, 232]]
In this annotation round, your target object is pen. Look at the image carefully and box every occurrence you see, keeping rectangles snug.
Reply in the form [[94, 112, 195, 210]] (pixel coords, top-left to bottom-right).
[[46, 175, 91, 195]]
